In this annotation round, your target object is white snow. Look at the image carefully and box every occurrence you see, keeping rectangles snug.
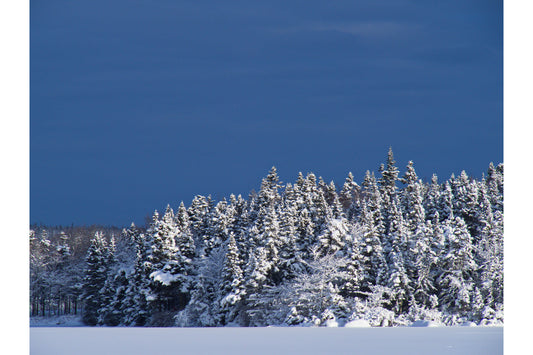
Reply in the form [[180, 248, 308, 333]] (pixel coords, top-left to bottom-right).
[[324, 319, 338, 327], [30, 315, 84, 327], [150, 270, 179, 286], [345, 319, 371, 328], [30, 327, 503, 355]]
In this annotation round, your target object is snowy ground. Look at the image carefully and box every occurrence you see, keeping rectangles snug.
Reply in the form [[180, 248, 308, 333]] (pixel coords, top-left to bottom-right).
[[30, 315, 85, 327], [31, 326, 503, 355]]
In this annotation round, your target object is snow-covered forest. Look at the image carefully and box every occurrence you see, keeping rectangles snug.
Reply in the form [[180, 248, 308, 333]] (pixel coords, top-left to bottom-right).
[[30, 149, 503, 327]]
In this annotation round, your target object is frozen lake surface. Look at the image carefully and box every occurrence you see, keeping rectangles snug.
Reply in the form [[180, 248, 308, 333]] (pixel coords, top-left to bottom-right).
[[30, 326, 503, 355]]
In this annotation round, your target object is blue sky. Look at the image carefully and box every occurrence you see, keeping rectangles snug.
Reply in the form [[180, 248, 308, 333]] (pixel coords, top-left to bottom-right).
[[30, 0, 503, 226]]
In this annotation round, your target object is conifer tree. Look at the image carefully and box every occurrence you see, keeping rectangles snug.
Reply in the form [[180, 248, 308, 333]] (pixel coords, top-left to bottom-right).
[[317, 217, 349, 257], [98, 236, 118, 325], [81, 232, 110, 326], [278, 199, 303, 279], [424, 174, 441, 221], [409, 219, 439, 310], [378, 147, 399, 206], [257, 166, 282, 211], [339, 172, 360, 214], [188, 195, 211, 251], [362, 170, 386, 238], [400, 161, 426, 232], [437, 217, 477, 317], [485, 162, 503, 213], [106, 269, 129, 326], [295, 208, 315, 262], [358, 203, 388, 294], [176, 201, 190, 231], [384, 199, 412, 314], [146, 207, 189, 315], [122, 247, 151, 326], [218, 233, 245, 325], [438, 182, 454, 221]]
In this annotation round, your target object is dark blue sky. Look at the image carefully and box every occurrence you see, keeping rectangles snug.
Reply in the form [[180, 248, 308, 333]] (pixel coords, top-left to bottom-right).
[[30, 0, 503, 227]]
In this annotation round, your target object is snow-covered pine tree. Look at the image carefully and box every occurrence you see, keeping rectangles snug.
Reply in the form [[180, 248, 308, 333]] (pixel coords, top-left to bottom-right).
[[254, 205, 282, 285], [106, 269, 129, 326], [188, 195, 211, 254], [437, 181, 454, 221], [313, 185, 333, 234], [81, 231, 110, 326], [474, 205, 503, 319], [361, 170, 386, 238], [176, 201, 190, 232], [437, 216, 478, 319], [295, 207, 316, 263], [278, 197, 304, 279], [378, 147, 399, 216], [227, 194, 250, 268], [317, 217, 349, 257], [56, 231, 71, 268], [357, 202, 388, 295], [329, 184, 345, 219], [409, 219, 439, 310], [424, 174, 441, 221], [217, 233, 245, 325], [257, 166, 282, 211], [338, 224, 364, 299], [146, 207, 189, 320], [383, 198, 412, 315], [400, 161, 426, 233], [176, 247, 225, 327], [451, 171, 480, 238], [122, 247, 151, 326], [339, 172, 360, 218], [98, 236, 118, 325], [485, 162, 503, 213]]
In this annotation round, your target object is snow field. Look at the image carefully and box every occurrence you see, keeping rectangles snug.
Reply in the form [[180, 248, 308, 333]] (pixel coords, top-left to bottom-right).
[[30, 326, 503, 355]]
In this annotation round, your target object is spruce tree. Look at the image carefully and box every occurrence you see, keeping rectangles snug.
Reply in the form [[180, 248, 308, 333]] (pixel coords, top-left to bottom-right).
[[218, 233, 245, 325], [378, 147, 399, 209], [81, 232, 109, 326], [339, 172, 360, 214], [437, 217, 477, 317], [400, 161, 426, 232]]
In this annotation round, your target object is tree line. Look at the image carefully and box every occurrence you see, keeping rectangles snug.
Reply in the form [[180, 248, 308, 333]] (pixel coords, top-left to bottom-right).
[[30, 149, 503, 327]]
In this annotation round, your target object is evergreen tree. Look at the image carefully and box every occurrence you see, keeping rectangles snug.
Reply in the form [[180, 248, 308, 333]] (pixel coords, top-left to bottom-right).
[[437, 217, 478, 317], [98, 236, 118, 325], [409, 219, 439, 310], [295, 207, 315, 262], [339, 172, 360, 216], [122, 247, 151, 326], [384, 198, 412, 314], [105, 269, 129, 326], [257, 166, 282, 211], [358, 203, 388, 294], [81, 232, 110, 326], [278, 192, 305, 279], [485, 162, 503, 213], [218, 233, 245, 325], [188, 195, 211, 252], [146, 207, 190, 316], [424, 174, 441, 221], [378, 147, 399, 224], [437, 182, 454, 221], [400, 161, 426, 232], [317, 217, 350, 257]]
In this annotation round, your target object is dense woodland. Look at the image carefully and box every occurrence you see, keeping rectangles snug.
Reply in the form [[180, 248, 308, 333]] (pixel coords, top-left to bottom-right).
[[30, 150, 503, 327]]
